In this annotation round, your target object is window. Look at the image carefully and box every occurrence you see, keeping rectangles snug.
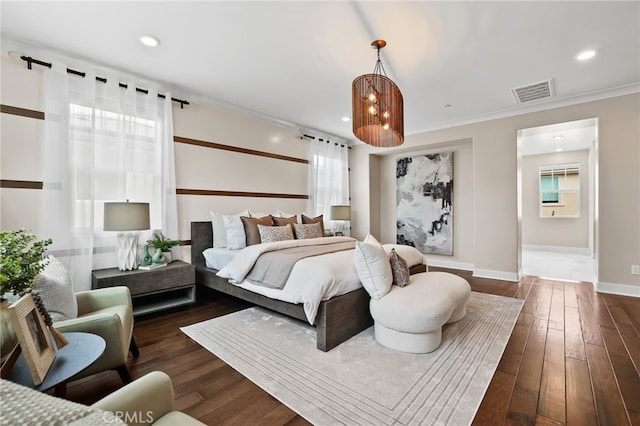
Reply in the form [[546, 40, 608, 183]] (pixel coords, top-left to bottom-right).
[[68, 103, 159, 230], [539, 163, 580, 218]]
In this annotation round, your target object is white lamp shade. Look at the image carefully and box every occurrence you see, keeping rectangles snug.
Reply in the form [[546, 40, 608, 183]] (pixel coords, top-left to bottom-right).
[[103, 202, 150, 231], [330, 205, 351, 221]]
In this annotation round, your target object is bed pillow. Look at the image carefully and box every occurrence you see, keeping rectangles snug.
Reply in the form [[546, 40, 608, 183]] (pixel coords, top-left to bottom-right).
[[301, 214, 325, 236], [388, 248, 411, 287], [293, 222, 323, 239], [241, 215, 274, 246], [258, 224, 294, 243], [211, 210, 249, 248], [32, 256, 78, 322], [273, 216, 297, 234], [224, 214, 247, 250], [354, 240, 393, 300]]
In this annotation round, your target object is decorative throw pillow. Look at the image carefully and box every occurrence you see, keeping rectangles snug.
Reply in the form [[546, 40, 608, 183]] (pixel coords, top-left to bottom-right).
[[223, 214, 247, 250], [301, 214, 325, 236], [388, 248, 411, 287], [293, 222, 323, 239], [32, 256, 78, 322], [354, 241, 393, 300], [273, 216, 297, 234], [258, 224, 294, 243], [241, 215, 274, 246]]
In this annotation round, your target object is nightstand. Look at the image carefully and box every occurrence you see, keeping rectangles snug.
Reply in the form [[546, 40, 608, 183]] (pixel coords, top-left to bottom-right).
[[92, 260, 196, 316]]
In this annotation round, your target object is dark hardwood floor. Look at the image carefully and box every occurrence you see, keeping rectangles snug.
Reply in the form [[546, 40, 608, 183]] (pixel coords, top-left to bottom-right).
[[65, 268, 640, 425]]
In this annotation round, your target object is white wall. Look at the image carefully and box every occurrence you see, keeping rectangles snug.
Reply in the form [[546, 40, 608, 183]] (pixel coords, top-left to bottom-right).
[[352, 93, 640, 295], [522, 150, 590, 248]]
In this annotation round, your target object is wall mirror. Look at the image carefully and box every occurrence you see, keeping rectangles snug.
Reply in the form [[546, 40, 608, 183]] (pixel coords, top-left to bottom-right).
[[539, 163, 580, 218]]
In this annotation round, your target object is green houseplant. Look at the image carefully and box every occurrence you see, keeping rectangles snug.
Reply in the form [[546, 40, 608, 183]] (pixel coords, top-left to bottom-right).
[[0, 229, 52, 357], [146, 232, 179, 264], [147, 232, 179, 253], [0, 229, 52, 297]]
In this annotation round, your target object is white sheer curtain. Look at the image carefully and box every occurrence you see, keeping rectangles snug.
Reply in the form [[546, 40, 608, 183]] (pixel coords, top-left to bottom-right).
[[43, 62, 178, 290], [308, 140, 350, 234]]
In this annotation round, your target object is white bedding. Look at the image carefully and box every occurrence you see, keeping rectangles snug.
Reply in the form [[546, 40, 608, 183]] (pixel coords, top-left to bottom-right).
[[215, 236, 425, 325], [202, 247, 242, 270]]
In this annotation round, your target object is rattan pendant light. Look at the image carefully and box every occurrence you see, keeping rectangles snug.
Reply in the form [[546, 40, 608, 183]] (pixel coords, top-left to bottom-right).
[[352, 40, 404, 147]]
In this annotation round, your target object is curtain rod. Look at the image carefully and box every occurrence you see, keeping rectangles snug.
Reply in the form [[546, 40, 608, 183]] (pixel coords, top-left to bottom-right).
[[301, 133, 351, 150], [19, 55, 190, 109]]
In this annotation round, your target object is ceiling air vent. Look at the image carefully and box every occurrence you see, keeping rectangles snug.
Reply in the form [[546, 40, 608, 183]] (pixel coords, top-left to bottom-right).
[[512, 79, 554, 104]]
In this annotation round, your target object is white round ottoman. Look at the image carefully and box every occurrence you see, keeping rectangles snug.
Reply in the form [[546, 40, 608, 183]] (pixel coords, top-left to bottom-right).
[[370, 272, 471, 353]]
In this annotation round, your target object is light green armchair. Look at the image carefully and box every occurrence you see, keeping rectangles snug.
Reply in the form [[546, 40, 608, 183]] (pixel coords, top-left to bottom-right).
[[54, 286, 138, 383], [0, 372, 204, 425], [93, 371, 205, 425]]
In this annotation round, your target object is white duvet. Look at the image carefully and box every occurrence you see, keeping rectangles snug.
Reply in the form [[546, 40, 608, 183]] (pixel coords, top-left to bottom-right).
[[216, 236, 425, 324]]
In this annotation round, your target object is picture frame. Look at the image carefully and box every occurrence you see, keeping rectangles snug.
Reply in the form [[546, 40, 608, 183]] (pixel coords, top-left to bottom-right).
[[7, 293, 55, 385]]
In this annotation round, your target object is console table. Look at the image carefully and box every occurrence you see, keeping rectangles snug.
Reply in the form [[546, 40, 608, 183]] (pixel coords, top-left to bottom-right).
[[92, 260, 196, 317]]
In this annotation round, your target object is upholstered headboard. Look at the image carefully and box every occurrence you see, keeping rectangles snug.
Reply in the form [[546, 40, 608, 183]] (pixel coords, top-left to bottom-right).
[[190, 221, 213, 267]]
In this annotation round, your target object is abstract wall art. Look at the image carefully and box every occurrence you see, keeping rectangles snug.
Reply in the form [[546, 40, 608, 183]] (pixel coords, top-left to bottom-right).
[[396, 152, 453, 256]]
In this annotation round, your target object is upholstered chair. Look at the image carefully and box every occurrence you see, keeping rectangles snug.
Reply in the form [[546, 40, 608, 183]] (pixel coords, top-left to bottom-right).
[[93, 371, 205, 425], [1, 372, 204, 425], [33, 256, 138, 384]]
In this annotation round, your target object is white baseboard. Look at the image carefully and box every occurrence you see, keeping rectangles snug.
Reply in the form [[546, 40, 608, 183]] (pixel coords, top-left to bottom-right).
[[595, 281, 640, 298], [522, 244, 590, 255], [473, 268, 520, 282], [427, 259, 474, 272]]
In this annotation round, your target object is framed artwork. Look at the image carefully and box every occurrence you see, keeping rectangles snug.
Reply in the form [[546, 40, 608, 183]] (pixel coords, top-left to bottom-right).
[[396, 152, 454, 256], [8, 293, 55, 385]]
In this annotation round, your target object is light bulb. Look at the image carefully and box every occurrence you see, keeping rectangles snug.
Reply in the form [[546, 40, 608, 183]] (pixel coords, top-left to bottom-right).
[[368, 106, 378, 115], [368, 93, 377, 102], [383, 123, 390, 130], [382, 111, 390, 119]]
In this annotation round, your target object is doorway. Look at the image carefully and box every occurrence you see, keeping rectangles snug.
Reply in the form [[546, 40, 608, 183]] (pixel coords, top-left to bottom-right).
[[517, 118, 597, 282]]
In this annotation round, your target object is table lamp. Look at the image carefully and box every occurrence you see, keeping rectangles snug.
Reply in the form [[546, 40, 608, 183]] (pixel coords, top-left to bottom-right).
[[330, 205, 351, 236], [104, 201, 150, 271]]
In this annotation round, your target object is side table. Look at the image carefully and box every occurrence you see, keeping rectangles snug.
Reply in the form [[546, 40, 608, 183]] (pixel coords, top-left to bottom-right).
[[6, 332, 105, 396], [92, 260, 196, 317]]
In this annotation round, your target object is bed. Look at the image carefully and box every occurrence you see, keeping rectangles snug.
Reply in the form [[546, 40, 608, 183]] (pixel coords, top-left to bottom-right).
[[190, 221, 426, 351]]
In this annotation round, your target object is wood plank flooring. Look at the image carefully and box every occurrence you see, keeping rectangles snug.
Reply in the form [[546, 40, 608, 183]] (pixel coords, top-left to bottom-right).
[[64, 268, 640, 425]]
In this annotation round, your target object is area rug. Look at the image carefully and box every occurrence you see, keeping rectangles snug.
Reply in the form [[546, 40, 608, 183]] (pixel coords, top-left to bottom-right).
[[181, 291, 523, 426]]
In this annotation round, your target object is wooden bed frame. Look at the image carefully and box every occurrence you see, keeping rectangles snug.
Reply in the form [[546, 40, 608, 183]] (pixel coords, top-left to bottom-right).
[[190, 221, 427, 351]]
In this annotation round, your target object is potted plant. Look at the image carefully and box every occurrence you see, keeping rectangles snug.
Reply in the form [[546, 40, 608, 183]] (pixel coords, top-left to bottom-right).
[[0, 229, 52, 298], [146, 232, 179, 264], [0, 229, 52, 357]]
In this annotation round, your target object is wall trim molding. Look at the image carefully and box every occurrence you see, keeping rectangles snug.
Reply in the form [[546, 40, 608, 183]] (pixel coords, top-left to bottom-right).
[[595, 281, 640, 298], [522, 244, 591, 255], [473, 268, 520, 282], [0, 179, 43, 189], [0, 104, 45, 120], [427, 259, 474, 272], [176, 188, 308, 199], [174, 135, 308, 164]]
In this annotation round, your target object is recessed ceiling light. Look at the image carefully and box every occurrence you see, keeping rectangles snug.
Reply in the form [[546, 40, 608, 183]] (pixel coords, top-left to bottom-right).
[[555, 148, 563, 152], [576, 49, 596, 61], [553, 135, 564, 140], [341, 117, 351, 122], [139, 34, 160, 47]]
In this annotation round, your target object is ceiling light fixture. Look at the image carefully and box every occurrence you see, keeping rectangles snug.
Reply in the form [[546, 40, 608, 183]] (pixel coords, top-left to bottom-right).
[[576, 49, 596, 61], [139, 34, 160, 47], [352, 40, 404, 147], [342, 117, 351, 122], [553, 135, 564, 140]]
